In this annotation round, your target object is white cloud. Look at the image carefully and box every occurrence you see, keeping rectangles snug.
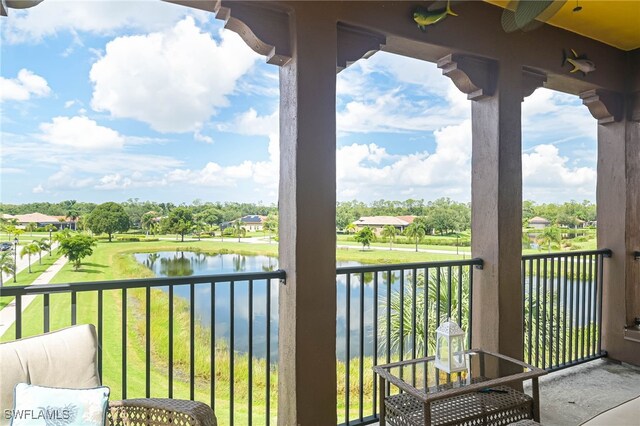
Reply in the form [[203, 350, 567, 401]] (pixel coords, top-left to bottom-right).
[[2, 0, 208, 44], [337, 91, 468, 134], [337, 120, 472, 199], [89, 17, 261, 133], [0, 69, 51, 102], [523, 144, 596, 201], [38, 116, 125, 150], [194, 130, 213, 144], [32, 184, 44, 193], [95, 173, 132, 190], [218, 108, 279, 136]]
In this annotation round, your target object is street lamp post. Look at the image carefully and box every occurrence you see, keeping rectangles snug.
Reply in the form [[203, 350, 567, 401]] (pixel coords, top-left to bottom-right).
[[13, 237, 18, 283]]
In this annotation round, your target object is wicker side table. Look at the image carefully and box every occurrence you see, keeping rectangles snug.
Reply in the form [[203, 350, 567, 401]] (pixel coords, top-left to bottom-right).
[[384, 385, 533, 426], [108, 398, 216, 426]]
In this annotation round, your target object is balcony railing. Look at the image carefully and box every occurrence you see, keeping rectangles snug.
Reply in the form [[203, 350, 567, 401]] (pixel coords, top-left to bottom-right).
[[521, 249, 611, 371], [1, 251, 610, 426], [1, 271, 285, 426], [336, 258, 483, 426]]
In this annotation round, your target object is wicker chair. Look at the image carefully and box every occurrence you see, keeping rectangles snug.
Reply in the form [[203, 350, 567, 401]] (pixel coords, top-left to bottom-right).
[[0, 325, 216, 426]]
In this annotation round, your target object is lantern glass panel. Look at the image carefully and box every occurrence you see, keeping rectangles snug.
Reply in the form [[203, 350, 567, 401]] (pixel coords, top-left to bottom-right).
[[452, 335, 465, 368]]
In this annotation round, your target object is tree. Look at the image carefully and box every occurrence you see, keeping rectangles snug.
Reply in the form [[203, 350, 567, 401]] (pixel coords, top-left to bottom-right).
[[58, 234, 96, 271], [140, 211, 158, 235], [537, 226, 562, 252], [25, 222, 37, 236], [381, 225, 398, 250], [87, 202, 130, 242], [344, 223, 357, 235], [44, 224, 56, 253], [36, 239, 51, 264], [53, 228, 72, 244], [163, 207, 194, 242], [66, 209, 80, 230], [233, 220, 246, 243], [263, 214, 278, 244], [195, 208, 223, 230], [354, 226, 374, 250], [20, 242, 39, 273], [405, 221, 426, 252], [0, 251, 15, 287]]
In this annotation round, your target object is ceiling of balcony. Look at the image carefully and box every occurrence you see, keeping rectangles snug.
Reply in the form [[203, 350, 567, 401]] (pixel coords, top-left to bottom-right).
[[485, 0, 640, 51]]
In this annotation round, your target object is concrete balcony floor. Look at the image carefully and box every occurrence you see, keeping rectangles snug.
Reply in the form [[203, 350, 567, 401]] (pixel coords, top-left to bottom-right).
[[375, 358, 640, 426], [523, 358, 640, 425]]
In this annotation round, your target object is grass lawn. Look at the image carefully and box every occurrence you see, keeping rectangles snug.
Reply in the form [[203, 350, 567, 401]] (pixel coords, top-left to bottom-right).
[[0, 249, 63, 310]]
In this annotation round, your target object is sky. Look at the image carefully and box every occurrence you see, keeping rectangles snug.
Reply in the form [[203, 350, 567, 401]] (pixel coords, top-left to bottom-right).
[[0, 0, 598, 205]]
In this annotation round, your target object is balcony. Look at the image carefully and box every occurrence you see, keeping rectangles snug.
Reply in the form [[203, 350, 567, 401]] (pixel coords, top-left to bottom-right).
[[3, 250, 637, 425], [1, 0, 639, 424]]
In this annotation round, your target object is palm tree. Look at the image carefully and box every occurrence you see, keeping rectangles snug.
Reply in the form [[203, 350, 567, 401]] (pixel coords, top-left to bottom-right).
[[381, 225, 398, 250], [0, 251, 15, 287], [25, 222, 37, 236], [44, 224, 56, 253], [66, 209, 80, 230], [380, 268, 471, 356], [233, 220, 246, 242], [20, 242, 39, 273], [405, 222, 426, 252], [537, 226, 562, 252], [36, 239, 51, 265], [344, 223, 356, 235]]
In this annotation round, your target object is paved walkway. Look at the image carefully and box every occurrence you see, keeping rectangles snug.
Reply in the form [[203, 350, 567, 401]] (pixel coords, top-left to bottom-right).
[[1, 242, 60, 284], [0, 254, 68, 338]]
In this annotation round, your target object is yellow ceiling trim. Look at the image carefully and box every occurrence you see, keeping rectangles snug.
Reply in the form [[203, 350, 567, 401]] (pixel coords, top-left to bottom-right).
[[484, 0, 640, 51]]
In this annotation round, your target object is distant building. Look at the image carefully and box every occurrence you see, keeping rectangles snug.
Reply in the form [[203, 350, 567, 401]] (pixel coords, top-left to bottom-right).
[[224, 215, 267, 232], [528, 216, 551, 229], [352, 216, 416, 234], [1, 213, 72, 229]]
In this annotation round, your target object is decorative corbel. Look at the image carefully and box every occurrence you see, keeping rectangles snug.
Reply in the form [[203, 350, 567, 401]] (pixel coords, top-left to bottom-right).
[[521, 67, 547, 101], [214, 0, 291, 66], [579, 89, 623, 125], [336, 23, 386, 73], [437, 54, 497, 101]]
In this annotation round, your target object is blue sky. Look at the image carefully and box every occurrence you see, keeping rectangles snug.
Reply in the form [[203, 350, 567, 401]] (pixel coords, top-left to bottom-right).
[[0, 0, 597, 205]]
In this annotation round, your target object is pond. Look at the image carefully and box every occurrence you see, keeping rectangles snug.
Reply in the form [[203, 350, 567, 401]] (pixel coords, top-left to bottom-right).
[[134, 251, 375, 361]]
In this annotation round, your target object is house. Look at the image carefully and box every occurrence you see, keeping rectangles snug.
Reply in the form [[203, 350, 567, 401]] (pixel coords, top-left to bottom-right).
[[528, 216, 551, 229], [352, 216, 415, 234], [1, 213, 72, 229], [225, 215, 267, 232]]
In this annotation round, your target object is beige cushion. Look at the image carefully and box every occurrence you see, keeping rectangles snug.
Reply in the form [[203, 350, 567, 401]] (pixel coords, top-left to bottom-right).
[[0, 324, 101, 423]]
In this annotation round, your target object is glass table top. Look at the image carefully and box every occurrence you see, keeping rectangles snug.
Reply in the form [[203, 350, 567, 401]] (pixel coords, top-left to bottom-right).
[[374, 350, 544, 401]]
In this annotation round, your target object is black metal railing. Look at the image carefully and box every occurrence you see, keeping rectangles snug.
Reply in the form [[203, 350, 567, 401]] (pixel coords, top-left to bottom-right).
[[521, 249, 611, 372], [336, 258, 483, 426], [1, 270, 285, 426]]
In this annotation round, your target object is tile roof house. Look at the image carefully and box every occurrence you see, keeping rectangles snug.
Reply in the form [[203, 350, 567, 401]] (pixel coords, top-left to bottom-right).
[[352, 216, 416, 233], [529, 216, 551, 229]]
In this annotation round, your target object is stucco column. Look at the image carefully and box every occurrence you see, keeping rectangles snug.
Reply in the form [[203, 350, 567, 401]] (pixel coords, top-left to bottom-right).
[[595, 111, 640, 365], [278, 5, 337, 425], [469, 63, 524, 360]]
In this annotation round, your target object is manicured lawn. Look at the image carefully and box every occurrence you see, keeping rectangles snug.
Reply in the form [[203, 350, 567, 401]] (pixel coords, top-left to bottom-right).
[[0, 249, 63, 310]]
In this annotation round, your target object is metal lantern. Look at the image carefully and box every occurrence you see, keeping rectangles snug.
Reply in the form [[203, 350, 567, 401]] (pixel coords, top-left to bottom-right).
[[434, 318, 467, 374]]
